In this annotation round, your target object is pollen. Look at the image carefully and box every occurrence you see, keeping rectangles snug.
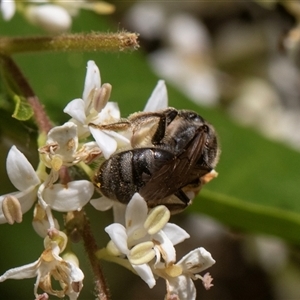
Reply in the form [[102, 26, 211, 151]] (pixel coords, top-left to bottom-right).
[[165, 264, 182, 277], [67, 138, 76, 151], [51, 155, 63, 171]]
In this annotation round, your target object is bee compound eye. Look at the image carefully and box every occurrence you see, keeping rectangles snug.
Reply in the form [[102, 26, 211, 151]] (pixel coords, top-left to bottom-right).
[[187, 112, 204, 124]]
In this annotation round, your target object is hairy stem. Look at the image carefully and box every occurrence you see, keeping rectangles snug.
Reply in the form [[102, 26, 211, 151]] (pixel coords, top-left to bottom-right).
[[72, 210, 110, 300], [0, 32, 139, 55]]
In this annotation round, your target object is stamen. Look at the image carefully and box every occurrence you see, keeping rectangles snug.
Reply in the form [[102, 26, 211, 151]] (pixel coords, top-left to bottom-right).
[[129, 241, 155, 265], [144, 205, 170, 235], [51, 155, 63, 171], [2, 195, 22, 224], [106, 240, 122, 256], [93, 83, 112, 112]]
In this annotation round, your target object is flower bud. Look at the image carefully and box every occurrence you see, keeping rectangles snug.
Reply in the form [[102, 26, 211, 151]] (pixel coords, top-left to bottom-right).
[[25, 4, 72, 33], [1, 0, 16, 21]]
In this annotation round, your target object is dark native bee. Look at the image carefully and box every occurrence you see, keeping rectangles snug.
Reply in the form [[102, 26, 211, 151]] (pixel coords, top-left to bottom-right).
[[91, 108, 220, 214]]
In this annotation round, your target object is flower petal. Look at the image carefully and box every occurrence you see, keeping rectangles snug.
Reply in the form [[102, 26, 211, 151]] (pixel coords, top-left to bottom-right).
[[132, 264, 156, 288], [0, 260, 39, 281], [177, 247, 216, 274], [68, 261, 84, 282], [143, 80, 168, 112], [63, 99, 86, 124], [17, 187, 38, 214], [112, 201, 127, 225], [125, 193, 148, 238], [46, 122, 79, 163], [162, 223, 190, 246], [43, 180, 94, 211], [153, 230, 176, 264], [83, 60, 101, 103], [90, 196, 114, 211], [166, 275, 196, 300], [89, 126, 117, 159], [69, 118, 90, 139], [105, 223, 129, 255], [6, 146, 40, 191], [93, 102, 121, 124], [32, 215, 60, 238], [102, 130, 131, 148]]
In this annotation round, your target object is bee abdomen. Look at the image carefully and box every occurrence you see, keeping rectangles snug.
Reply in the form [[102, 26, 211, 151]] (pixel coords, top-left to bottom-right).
[[95, 148, 174, 204]]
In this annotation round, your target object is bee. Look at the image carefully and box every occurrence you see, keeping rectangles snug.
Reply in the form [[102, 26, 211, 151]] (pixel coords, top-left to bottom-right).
[[92, 108, 220, 213]]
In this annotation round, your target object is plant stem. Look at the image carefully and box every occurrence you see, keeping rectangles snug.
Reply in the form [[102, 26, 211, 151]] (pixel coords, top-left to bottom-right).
[[73, 210, 110, 300], [96, 248, 136, 273], [0, 54, 52, 133], [0, 32, 139, 55]]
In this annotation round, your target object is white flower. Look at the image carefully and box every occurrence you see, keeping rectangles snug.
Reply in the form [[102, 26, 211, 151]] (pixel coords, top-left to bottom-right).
[[0, 231, 84, 300], [0, 145, 94, 228], [0, 0, 16, 20], [36, 122, 95, 226], [39, 122, 80, 170], [39, 122, 102, 169], [25, 4, 71, 32], [38, 179, 94, 213], [104, 193, 190, 288], [39, 121, 100, 166], [1, 0, 114, 32], [143, 79, 168, 112], [0, 146, 40, 224], [154, 247, 216, 300], [64, 60, 129, 159]]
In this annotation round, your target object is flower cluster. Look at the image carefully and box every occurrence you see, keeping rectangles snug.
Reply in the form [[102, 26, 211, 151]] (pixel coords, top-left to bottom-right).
[[0, 60, 216, 299], [0, 0, 115, 32], [0, 230, 84, 300], [101, 193, 215, 299]]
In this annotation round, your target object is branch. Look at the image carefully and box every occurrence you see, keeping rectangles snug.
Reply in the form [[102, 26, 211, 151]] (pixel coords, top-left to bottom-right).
[[0, 32, 139, 55]]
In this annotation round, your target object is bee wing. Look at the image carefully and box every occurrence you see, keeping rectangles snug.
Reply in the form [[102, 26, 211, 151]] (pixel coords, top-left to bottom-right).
[[140, 127, 208, 201]]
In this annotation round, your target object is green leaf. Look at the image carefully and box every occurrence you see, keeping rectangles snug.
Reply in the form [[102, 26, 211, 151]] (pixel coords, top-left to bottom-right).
[[12, 94, 33, 121], [192, 190, 300, 245]]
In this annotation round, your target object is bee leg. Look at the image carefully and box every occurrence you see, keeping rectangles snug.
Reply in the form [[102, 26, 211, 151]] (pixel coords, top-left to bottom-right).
[[152, 109, 178, 144], [88, 121, 131, 131], [160, 190, 191, 214], [174, 189, 191, 206]]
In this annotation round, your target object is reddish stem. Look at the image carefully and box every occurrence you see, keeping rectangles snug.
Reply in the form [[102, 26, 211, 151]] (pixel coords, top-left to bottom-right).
[[0, 54, 52, 133]]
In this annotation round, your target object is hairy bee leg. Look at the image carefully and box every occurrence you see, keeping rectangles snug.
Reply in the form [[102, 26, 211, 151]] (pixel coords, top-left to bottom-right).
[[152, 109, 178, 144], [88, 121, 131, 131], [174, 189, 191, 206]]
